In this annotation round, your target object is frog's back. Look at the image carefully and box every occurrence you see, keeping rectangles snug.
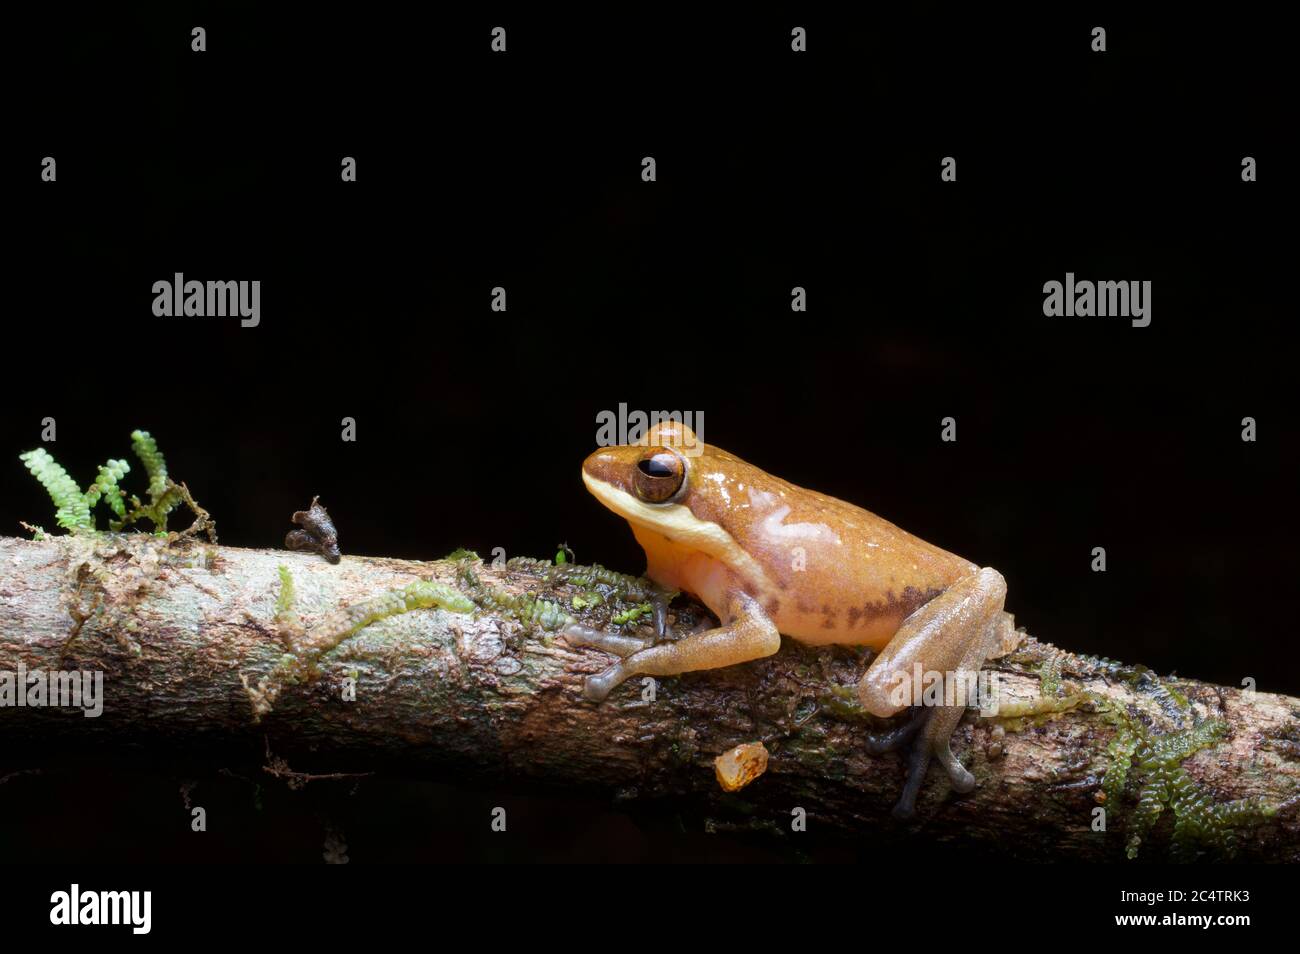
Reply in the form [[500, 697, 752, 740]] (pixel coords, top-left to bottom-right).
[[685, 446, 974, 648]]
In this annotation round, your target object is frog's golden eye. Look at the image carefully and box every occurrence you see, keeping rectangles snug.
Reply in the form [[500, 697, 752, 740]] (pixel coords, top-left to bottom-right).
[[633, 449, 685, 503]]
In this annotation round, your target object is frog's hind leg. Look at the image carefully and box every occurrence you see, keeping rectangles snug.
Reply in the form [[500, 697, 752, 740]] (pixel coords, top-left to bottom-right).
[[567, 591, 779, 702], [857, 567, 1007, 819]]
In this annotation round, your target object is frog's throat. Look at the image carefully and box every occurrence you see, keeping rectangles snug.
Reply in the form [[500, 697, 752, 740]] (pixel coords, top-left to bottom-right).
[[581, 471, 776, 598]]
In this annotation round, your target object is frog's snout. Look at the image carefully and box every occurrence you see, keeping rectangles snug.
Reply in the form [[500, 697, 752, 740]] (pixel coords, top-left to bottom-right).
[[581, 447, 637, 498]]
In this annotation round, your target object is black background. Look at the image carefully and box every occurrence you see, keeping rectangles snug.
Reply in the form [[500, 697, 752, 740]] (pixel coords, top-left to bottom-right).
[[3, 5, 1294, 863]]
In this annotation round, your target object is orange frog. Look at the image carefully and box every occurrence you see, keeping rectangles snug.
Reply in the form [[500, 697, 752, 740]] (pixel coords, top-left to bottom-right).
[[563, 421, 1015, 817]]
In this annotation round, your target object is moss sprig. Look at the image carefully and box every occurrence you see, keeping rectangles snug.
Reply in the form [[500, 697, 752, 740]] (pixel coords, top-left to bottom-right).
[[19, 430, 206, 536], [1100, 714, 1275, 860], [456, 565, 573, 632], [86, 459, 131, 518], [19, 448, 92, 531]]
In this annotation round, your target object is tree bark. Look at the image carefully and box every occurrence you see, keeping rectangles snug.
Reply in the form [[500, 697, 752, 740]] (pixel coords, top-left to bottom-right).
[[1, 533, 1296, 861]]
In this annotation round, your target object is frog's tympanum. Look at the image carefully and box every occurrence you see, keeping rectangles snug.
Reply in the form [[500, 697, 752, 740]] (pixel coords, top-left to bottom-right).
[[564, 421, 1015, 818]]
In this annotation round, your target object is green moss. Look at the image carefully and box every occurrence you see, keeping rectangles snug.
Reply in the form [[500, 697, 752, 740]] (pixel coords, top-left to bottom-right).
[[19, 430, 202, 535], [571, 591, 603, 610], [245, 578, 477, 721], [322, 580, 475, 647], [274, 565, 297, 623], [1101, 719, 1140, 805], [130, 430, 168, 502], [20, 448, 91, 530], [1145, 678, 1193, 722], [1039, 652, 1064, 697], [989, 691, 1087, 731], [975, 648, 1088, 730], [85, 459, 131, 518], [1139, 717, 1226, 768], [451, 564, 569, 632], [468, 579, 571, 632], [1163, 682, 1190, 709], [442, 548, 480, 562], [504, 556, 669, 605], [116, 430, 185, 531], [1094, 710, 1275, 860], [1001, 641, 1273, 860], [812, 684, 877, 724], [612, 602, 651, 625]]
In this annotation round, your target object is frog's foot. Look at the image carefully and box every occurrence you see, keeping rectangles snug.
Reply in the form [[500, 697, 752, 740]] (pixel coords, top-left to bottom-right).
[[561, 623, 659, 701], [583, 660, 632, 701], [560, 622, 654, 659], [892, 704, 975, 820], [862, 706, 972, 818]]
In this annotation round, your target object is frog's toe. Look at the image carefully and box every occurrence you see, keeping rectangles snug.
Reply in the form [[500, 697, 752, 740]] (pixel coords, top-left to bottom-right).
[[891, 741, 930, 820], [561, 622, 653, 658], [923, 705, 975, 793], [564, 622, 652, 701], [862, 706, 924, 754], [651, 590, 675, 640], [936, 741, 976, 793], [582, 662, 629, 701]]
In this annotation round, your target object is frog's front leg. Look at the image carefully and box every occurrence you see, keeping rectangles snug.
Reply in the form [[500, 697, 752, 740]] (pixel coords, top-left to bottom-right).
[[560, 623, 655, 659], [562, 590, 779, 701], [857, 566, 1007, 819]]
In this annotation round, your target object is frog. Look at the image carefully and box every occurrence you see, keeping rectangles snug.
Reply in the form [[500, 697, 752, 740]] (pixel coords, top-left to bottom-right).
[[562, 420, 1017, 818]]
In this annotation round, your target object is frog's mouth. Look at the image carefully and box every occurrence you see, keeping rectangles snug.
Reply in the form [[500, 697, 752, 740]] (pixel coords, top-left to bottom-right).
[[581, 468, 689, 531]]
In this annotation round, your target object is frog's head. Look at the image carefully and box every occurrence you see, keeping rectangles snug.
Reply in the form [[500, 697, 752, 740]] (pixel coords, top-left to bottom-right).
[[582, 421, 790, 600], [579, 421, 791, 596], [580, 422, 700, 526], [581, 421, 764, 554]]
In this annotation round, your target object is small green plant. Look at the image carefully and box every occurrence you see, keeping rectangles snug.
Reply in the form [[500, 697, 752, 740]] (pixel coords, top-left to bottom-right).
[[19, 429, 191, 534], [86, 458, 132, 518], [275, 565, 298, 624], [611, 602, 652, 625], [19, 448, 96, 531]]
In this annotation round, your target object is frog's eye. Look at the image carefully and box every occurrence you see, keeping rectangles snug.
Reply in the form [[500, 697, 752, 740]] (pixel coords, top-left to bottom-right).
[[633, 450, 685, 503]]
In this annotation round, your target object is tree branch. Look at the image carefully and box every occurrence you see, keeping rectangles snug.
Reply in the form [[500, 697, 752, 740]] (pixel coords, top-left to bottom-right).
[[1, 534, 1296, 860]]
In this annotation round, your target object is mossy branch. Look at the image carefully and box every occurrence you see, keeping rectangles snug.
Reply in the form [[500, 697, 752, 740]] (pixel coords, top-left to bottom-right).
[[0, 534, 1296, 862]]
